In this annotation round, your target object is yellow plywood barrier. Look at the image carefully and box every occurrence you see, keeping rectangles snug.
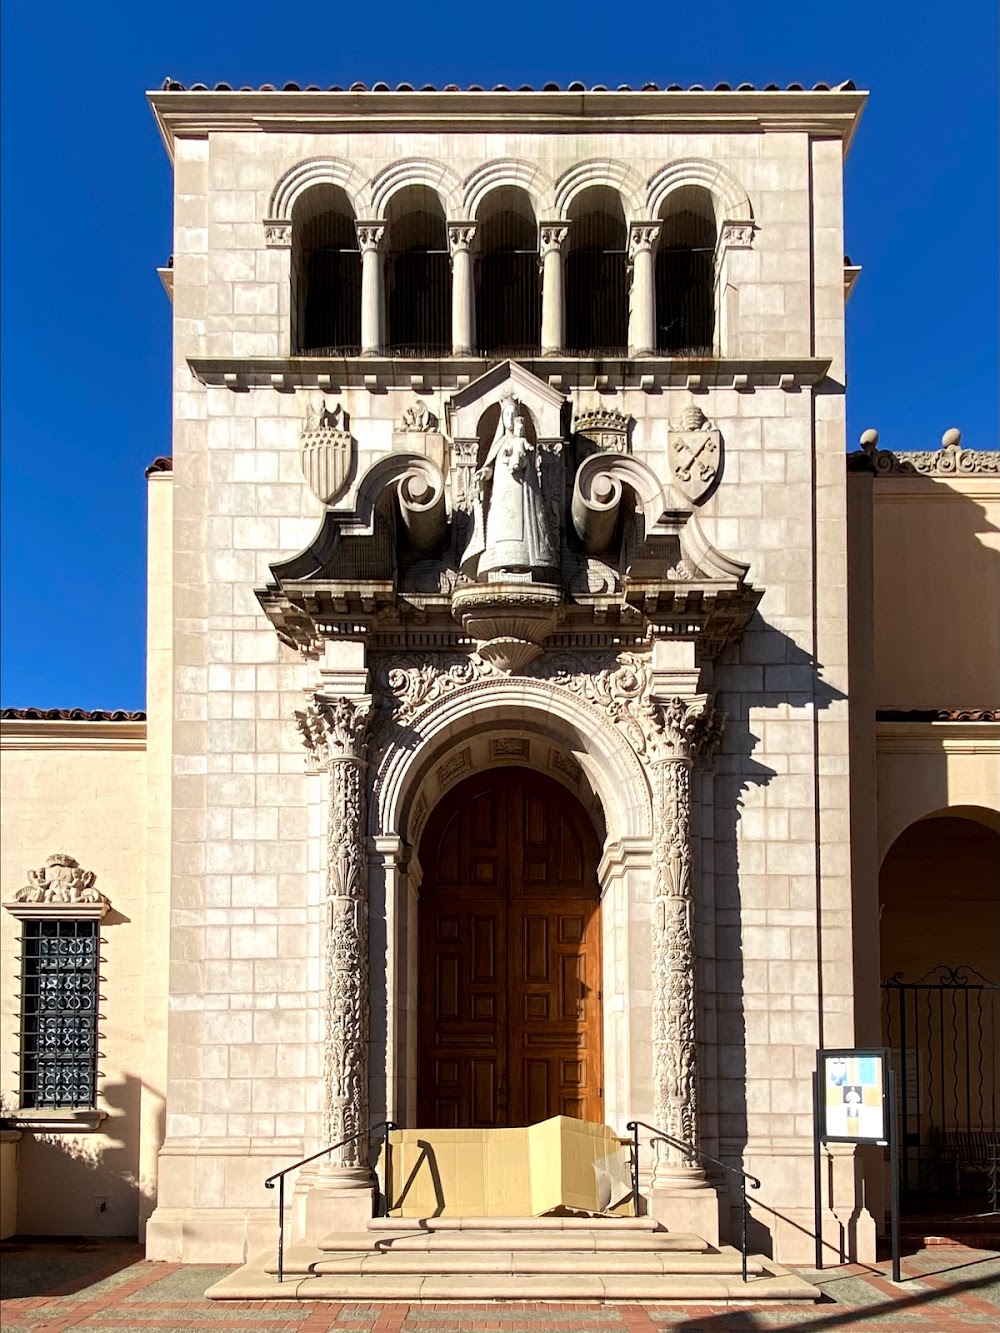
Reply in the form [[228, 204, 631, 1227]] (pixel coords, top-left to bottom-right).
[[385, 1116, 634, 1217]]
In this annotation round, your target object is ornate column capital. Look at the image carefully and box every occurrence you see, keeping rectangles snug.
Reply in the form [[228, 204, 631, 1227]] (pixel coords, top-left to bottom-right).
[[355, 221, 386, 253], [447, 221, 478, 255], [296, 694, 371, 771], [263, 219, 293, 248], [539, 222, 570, 255], [628, 222, 661, 259], [718, 219, 755, 251], [646, 694, 724, 766]]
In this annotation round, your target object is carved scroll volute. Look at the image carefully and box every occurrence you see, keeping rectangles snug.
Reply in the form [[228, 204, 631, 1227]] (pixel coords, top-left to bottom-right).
[[571, 453, 624, 554], [396, 460, 447, 553], [647, 694, 723, 1179], [295, 694, 372, 1163]]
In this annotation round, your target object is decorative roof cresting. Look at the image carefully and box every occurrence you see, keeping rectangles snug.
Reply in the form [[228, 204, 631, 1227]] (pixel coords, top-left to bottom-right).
[[848, 428, 999, 476]]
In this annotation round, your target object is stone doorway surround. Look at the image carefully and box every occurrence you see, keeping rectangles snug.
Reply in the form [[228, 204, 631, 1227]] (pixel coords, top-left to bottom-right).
[[288, 638, 730, 1247]]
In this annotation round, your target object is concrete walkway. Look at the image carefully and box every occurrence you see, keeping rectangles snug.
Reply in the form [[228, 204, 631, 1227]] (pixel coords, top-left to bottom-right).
[[1, 1239, 998, 1332]]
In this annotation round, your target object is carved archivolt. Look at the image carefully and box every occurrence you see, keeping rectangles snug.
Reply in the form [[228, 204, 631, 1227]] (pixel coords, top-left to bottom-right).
[[553, 158, 646, 221], [646, 158, 753, 226], [266, 156, 367, 225], [369, 157, 464, 220], [463, 159, 556, 221]]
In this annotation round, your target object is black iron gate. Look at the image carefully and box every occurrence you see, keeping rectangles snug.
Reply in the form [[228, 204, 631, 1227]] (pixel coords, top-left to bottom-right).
[[882, 966, 999, 1206]]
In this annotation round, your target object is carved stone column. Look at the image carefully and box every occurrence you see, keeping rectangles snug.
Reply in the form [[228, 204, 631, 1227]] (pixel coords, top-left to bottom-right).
[[628, 223, 660, 355], [539, 223, 569, 354], [293, 692, 375, 1236], [448, 223, 477, 355], [647, 695, 722, 1219], [356, 222, 386, 354]]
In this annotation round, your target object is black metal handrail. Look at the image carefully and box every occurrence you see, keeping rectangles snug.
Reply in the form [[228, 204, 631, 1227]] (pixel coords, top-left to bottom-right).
[[626, 1120, 761, 1283], [265, 1119, 397, 1283]]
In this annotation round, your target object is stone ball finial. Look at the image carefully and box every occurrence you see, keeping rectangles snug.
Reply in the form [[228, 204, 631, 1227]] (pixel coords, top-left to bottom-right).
[[860, 428, 879, 450], [941, 427, 962, 450]]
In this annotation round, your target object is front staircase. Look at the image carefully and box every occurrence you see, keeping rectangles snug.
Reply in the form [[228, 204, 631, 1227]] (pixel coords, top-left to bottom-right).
[[207, 1215, 821, 1303]]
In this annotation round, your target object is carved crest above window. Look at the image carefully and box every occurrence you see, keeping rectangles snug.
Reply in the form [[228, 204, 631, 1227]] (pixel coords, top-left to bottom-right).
[[5, 854, 110, 921], [573, 409, 632, 456]]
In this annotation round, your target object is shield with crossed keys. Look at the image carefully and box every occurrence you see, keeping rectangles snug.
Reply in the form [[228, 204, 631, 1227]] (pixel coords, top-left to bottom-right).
[[668, 410, 722, 504]]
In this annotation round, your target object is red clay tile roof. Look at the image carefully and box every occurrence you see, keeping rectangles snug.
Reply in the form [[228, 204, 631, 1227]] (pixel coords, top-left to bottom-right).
[[160, 79, 856, 94], [145, 456, 173, 477], [876, 709, 1000, 723], [1, 708, 146, 721]]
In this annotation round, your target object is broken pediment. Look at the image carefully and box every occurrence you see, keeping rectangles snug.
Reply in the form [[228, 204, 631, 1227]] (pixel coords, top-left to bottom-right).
[[256, 398, 762, 664]]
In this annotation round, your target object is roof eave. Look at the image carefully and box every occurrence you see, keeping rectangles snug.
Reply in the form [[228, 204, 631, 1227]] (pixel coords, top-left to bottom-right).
[[146, 88, 869, 159]]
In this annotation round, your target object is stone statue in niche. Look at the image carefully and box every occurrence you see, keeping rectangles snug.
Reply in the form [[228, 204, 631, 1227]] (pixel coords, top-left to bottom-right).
[[460, 394, 559, 581]]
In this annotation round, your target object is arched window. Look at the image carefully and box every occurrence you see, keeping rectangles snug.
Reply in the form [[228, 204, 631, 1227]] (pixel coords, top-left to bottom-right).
[[292, 186, 360, 354], [565, 187, 627, 354], [385, 186, 450, 355], [655, 186, 717, 354], [476, 187, 540, 356]]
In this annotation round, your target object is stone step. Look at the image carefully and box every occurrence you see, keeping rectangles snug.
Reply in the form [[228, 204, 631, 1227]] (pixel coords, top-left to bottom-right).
[[312, 1246, 765, 1278], [318, 1227, 710, 1253], [368, 1214, 660, 1232], [207, 1263, 820, 1303]]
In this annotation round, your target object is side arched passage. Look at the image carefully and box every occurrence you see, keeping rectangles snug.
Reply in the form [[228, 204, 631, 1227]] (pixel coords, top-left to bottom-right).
[[879, 810, 1000, 1209]]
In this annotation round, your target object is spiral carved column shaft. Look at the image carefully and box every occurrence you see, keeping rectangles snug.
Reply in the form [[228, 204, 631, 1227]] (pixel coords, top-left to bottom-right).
[[297, 695, 371, 1167], [647, 694, 722, 1184]]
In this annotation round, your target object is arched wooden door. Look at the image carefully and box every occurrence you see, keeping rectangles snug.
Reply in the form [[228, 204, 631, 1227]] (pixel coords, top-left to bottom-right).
[[417, 767, 603, 1128]]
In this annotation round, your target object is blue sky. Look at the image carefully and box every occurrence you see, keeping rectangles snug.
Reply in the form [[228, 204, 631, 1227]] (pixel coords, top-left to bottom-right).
[[1, 0, 997, 709]]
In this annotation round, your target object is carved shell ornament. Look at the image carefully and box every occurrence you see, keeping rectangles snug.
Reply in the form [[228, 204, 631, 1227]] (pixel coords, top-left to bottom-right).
[[668, 401, 722, 504]]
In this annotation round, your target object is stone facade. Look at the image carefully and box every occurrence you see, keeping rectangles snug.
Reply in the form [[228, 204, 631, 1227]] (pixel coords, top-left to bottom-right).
[[0, 83, 997, 1268]]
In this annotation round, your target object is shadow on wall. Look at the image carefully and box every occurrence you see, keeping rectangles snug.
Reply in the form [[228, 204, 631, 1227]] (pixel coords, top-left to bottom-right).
[[873, 472, 1000, 712], [710, 611, 847, 1259], [13, 1074, 163, 1241]]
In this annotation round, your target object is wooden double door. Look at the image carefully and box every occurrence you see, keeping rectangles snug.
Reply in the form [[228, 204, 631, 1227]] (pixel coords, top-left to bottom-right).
[[417, 767, 603, 1128]]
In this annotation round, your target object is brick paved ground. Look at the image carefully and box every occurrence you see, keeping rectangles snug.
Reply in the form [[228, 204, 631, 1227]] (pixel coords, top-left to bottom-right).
[[1, 1240, 998, 1333]]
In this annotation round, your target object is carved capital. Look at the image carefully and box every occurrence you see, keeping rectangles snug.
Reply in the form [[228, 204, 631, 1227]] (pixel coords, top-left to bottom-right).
[[539, 222, 570, 256], [647, 694, 723, 765], [628, 223, 661, 259], [296, 694, 371, 770], [263, 219, 293, 248], [355, 221, 386, 253], [719, 219, 755, 250], [447, 222, 478, 255]]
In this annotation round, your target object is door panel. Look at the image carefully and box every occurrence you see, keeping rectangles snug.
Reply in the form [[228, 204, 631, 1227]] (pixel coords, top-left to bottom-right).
[[418, 768, 603, 1128]]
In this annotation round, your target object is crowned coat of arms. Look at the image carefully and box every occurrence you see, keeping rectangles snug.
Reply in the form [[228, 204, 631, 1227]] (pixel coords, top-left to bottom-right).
[[668, 404, 722, 504], [300, 400, 354, 505]]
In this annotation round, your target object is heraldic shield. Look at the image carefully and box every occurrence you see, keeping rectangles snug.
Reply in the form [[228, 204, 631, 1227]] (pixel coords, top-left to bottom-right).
[[299, 401, 353, 505], [668, 405, 722, 505]]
